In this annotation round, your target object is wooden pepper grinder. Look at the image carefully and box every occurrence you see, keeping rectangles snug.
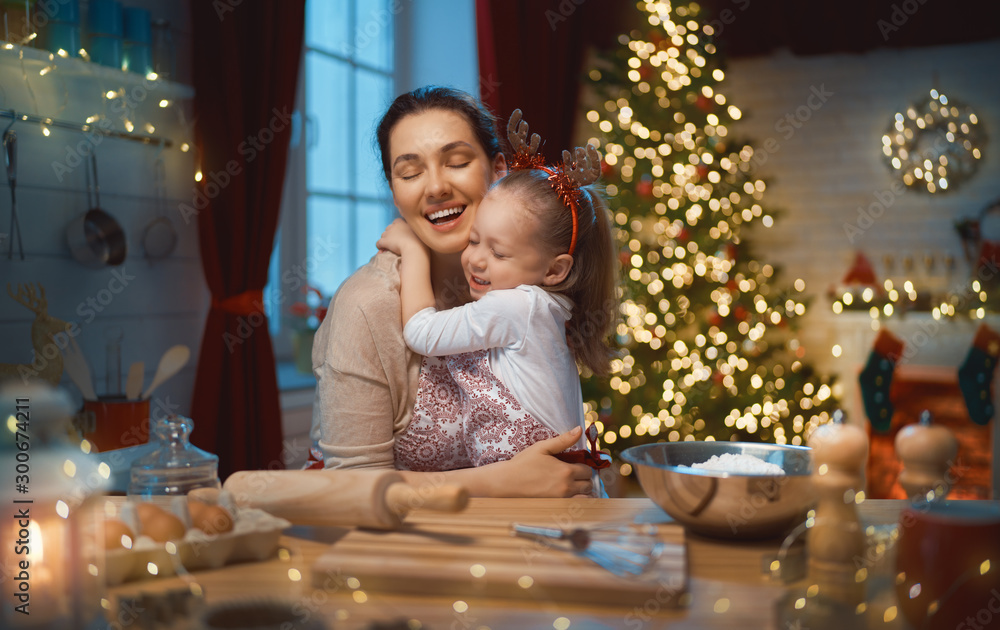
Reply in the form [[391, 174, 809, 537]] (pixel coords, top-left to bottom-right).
[[895, 410, 958, 501], [807, 410, 869, 605]]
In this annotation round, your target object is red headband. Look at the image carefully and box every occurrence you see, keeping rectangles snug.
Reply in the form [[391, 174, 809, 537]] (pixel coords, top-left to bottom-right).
[[506, 110, 601, 256], [537, 165, 582, 255]]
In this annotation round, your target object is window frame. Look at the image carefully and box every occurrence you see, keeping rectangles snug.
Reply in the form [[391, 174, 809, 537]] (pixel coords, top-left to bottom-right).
[[269, 0, 401, 361]]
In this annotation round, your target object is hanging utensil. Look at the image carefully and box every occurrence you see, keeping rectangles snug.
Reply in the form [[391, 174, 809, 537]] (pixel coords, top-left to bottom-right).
[[142, 344, 190, 399], [66, 152, 127, 267], [141, 147, 177, 260], [3, 127, 24, 260]]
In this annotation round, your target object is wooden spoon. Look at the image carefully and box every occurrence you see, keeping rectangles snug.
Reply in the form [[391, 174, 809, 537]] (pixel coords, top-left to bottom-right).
[[142, 345, 190, 399], [125, 361, 144, 400], [62, 336, 97, 400]]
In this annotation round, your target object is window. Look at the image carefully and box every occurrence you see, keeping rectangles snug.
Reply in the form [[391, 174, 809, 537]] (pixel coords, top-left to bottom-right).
[[267, 0, 397, 355], [267, 0, 480, 370]]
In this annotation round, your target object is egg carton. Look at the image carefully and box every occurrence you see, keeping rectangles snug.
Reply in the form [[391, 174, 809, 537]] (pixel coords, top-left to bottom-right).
[[104, 493, 291, 586]]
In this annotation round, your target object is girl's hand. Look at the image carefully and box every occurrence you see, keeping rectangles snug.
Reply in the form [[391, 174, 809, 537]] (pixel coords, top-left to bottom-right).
[[377, 218, 424, 256], [500, 427, 593, 497]]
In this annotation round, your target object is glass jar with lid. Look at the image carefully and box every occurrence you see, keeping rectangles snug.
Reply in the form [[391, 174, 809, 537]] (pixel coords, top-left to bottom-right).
[[128, 414, 220, 498]]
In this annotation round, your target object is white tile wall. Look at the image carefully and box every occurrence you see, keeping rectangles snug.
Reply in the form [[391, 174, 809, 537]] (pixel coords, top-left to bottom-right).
[[0, 1, 204, 421], [722, 39, 1000, 430]]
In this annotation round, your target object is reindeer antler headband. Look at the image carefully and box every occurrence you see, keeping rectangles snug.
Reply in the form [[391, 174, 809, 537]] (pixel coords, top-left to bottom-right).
[[506, 109, 601, 256]]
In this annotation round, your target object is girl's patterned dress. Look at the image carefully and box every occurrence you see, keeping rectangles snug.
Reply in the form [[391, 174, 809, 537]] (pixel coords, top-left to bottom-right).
[[394, 352, 558, 471]]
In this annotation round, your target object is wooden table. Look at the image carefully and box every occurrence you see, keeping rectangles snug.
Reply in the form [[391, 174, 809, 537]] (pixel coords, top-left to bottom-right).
[[107, 498, 912, 629]]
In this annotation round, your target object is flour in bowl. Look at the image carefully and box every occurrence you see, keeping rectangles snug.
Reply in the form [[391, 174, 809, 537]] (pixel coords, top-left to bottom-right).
[[688, 452, 785, 475]]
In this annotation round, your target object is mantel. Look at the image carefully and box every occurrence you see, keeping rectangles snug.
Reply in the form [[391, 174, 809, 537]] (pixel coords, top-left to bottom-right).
[[830, 311, 1000, 326]]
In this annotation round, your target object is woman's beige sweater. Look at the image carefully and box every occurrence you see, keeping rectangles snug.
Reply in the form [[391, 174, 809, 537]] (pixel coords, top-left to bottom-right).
[[309, 251, 421, 469]]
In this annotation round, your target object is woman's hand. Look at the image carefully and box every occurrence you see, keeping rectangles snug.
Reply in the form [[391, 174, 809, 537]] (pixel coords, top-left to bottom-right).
[[498, 427, 594, 497], [377, 218, 425, 257], [397, 427, 595, 498]]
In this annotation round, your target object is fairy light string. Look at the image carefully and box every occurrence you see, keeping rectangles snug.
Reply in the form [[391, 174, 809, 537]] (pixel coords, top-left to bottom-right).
[[0, 39, 193, 168]]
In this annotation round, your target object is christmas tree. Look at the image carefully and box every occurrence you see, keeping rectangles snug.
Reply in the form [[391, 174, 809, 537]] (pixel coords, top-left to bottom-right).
[[580, 1, 839, 459]]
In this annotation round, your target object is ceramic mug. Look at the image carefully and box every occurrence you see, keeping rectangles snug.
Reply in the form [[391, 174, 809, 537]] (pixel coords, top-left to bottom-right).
[[88, 33, 121, 68], [896, 500, 1000, 629], [43, 21, 81, 56]]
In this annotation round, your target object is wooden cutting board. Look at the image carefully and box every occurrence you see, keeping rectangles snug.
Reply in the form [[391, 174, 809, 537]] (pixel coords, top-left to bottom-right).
[[312, 498, 688, 607]]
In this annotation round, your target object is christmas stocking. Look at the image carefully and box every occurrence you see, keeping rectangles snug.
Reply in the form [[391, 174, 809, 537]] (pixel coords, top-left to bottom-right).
[[957, 323, 1000, 425], [859, 328, 905, 432]]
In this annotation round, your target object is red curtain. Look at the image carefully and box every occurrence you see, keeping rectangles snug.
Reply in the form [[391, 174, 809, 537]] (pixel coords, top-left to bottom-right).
[[189, 1, 305, 478], [476, 0, 625, 162]]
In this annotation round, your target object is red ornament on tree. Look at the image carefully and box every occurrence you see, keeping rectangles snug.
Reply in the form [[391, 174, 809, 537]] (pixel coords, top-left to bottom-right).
[[726, 243, 738, 261], [678, 227, 690, 242], [696, 164, 709, 180], [637, 178, 654, 199], [600, 158, 616, 178], [709, 308, 722, 326], [696, 94, 713, 112], [734, 305, 748, 321], [639, 65, 652, 80]]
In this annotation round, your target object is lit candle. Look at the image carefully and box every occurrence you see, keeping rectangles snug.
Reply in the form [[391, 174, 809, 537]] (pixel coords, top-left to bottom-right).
[[1, 382, 107, 629], [5, 478, 73, 627]]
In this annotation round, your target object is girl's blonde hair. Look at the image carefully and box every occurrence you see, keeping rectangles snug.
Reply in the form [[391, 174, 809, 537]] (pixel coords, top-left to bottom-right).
[[490, 169, 618, 376]]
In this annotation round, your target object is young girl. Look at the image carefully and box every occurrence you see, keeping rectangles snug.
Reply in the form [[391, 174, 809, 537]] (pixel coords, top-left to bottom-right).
[[377, 110, 617, 473]]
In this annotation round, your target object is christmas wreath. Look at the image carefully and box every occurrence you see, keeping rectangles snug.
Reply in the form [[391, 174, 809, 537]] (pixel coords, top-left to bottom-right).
[[881, 89, 985, 194]]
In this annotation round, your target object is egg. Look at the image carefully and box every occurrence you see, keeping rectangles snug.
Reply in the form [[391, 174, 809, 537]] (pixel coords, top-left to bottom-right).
[[188, 500, 234, 535], [104, 519, 134, 550], [135, 502, 186, 542]]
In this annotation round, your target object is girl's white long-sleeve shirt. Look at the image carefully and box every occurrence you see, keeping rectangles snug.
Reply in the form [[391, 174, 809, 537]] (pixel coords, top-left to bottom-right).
[[402, 285, 585, 438]]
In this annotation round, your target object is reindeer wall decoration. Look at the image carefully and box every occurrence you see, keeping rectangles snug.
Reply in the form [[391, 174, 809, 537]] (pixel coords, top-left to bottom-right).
[[0, 283, 71, 385]]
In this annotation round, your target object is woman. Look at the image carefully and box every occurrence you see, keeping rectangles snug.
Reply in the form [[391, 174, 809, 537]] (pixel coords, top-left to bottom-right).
[[309, 86, 593, 497]]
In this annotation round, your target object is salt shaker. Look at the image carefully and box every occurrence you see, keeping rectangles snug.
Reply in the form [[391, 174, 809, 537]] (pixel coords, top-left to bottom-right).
[[806, 410, 869, 605], [895, 410, 957, 501]]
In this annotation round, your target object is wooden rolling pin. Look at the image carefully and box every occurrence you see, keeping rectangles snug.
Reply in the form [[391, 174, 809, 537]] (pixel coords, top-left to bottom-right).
[[216, 469, 469, 529]]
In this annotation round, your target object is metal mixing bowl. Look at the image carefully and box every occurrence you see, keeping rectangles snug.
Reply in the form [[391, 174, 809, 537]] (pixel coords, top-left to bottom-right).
[[621, 442, 813, 539]]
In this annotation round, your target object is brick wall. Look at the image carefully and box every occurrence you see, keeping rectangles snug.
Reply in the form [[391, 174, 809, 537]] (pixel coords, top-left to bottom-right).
[[723, 40, 1000, 426], [721, 40, 1000, 495]]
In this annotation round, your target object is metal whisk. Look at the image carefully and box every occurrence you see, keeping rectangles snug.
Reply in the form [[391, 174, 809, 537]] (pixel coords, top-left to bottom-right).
[[512, 522, 667, 577]]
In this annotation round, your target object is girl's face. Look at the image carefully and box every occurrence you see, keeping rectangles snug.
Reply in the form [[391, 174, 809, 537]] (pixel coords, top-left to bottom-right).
[[388, 109, 506, 255], [461, 188, 571, 300]]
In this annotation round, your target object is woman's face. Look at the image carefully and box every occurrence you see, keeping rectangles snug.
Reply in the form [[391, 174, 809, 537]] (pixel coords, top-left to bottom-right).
[[387, 109, 505, 254]]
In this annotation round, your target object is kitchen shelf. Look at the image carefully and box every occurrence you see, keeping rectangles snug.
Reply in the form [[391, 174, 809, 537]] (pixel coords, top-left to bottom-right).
[[1, 41, 193, 98], [0, 41, 193, 147]]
